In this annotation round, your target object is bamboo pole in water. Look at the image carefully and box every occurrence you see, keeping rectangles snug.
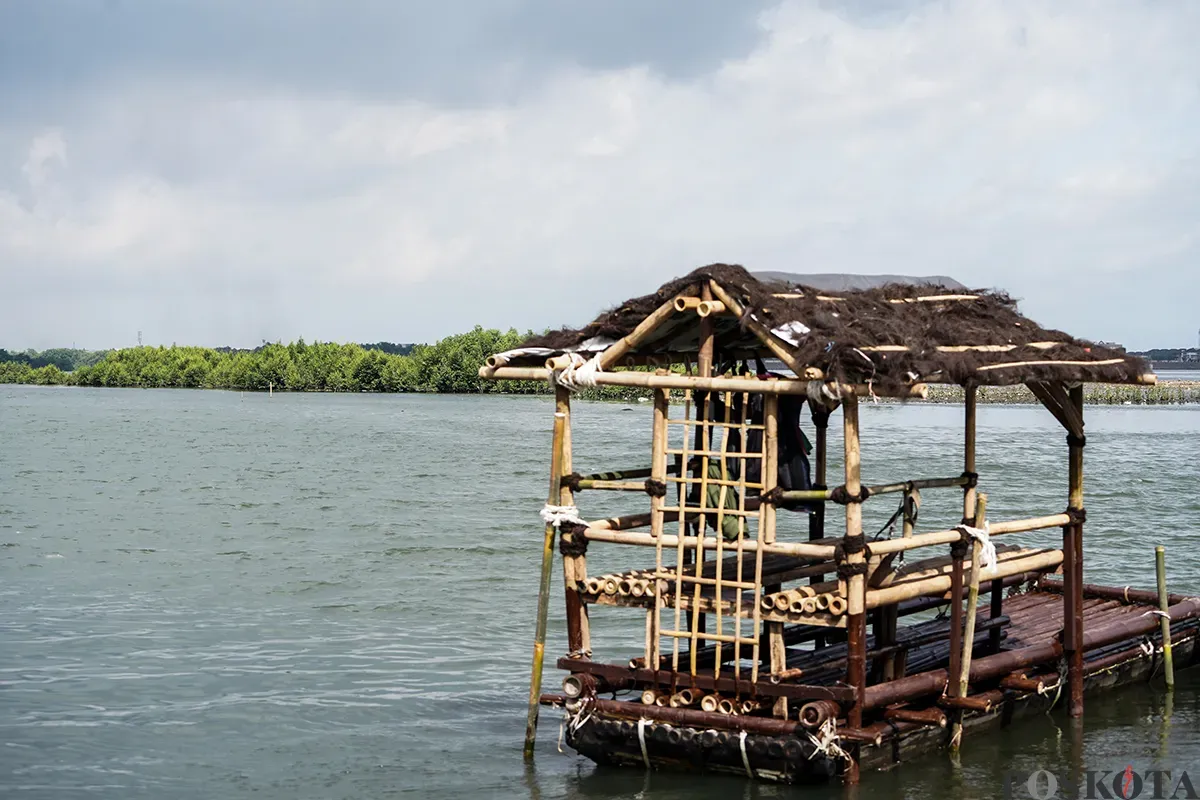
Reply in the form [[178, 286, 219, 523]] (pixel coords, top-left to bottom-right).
[[524, 411, 567, 759], [951, 493, 988, 749], [1066, 383, 1085, 718], [1156, 546, 1175, 689], [557, 388, 589, 656], [842, 393, 865, 785]]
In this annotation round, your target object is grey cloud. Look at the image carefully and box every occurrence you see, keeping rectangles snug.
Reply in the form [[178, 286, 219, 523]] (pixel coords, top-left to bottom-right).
[[2, 0, 1198, 352], [0, 0, 774, 109]]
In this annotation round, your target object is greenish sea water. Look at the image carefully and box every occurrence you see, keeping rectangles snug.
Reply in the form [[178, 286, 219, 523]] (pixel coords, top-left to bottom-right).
[[2, 386, 1199, 799]]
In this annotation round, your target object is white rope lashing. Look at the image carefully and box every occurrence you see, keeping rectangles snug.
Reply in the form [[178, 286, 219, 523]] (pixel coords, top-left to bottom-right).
[[541, 504, 586, 528], [808, 718, 850, 761], [806, 380, 842, 408], [738, 730, 754, 778], [956, 523, 997, 574], [637, 718, 651, 769], [553, 352, 604, 392]]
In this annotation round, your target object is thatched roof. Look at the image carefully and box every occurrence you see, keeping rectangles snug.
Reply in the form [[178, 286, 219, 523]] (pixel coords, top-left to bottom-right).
[[495, 264, 1151, 388]]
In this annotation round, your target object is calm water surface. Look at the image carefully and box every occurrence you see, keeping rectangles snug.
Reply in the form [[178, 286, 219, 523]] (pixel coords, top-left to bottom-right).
[[2, 387, 1200, 799]]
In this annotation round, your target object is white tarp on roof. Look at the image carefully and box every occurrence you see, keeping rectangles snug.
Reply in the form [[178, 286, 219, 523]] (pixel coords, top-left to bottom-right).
[[752, 271, 967, 291]]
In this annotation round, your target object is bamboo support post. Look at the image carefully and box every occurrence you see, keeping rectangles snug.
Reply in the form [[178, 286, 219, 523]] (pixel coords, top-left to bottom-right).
[[1156, 545, 1175, 689], [524, 411, 567, 759], [963, 385, 977, 521], [1066, 383, 1085, 718], [809, 406, 829, 544], [951, 493, 988, 750], [556, 388, 589, 657], [842, 392, 866, 784]]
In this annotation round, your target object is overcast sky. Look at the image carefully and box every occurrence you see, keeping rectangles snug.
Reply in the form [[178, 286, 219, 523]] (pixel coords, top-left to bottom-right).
[[2, 0, 1198, 351]]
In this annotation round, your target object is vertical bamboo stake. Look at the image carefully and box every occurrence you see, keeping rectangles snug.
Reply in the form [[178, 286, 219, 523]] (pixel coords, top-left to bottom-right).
[[1066, 384, 1085, 718], [524, 410, 567, 759], [731, 390, 752, 682], [648, 388, 669, 669], [810, 407, 830, 543], [749, 394, 777, 686], [769, 620, 787, 718], [708, 391, 735, 678], [557, 388, 588, 656], [1156, 546, 1175, 689], [949, 386, 978, 703], [687, 390, 712, 668], [842, 394, 865, 785], [763, 394, 779, 546], [698, 283, 715, 377], [963, 385, 977, 521], [671, 391, 693, 674], [951, 493, 988, 750], [842, 396, 866, 704]]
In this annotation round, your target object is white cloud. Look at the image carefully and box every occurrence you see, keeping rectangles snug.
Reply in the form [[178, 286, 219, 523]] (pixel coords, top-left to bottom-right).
[[1, 0, 1198, 349]]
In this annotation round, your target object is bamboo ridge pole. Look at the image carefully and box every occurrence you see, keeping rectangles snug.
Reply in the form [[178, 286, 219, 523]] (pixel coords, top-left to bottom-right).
[[479, 365, 929, 399], [524, 411, 567, 759], [1156, 546, 1175, 689]]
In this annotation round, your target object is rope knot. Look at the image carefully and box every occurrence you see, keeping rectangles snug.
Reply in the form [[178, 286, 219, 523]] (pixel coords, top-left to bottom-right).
[[760, 486, 785, 506], [830, 485, 870, 505], [955, 523, 997, 573], [1066, 432, 1087, 448], [558, 522, 590, 556], [562, 472, 583, 493], [643, 478, 668, 498], [541, 504, 586, 528], [553, 353, 604, 392]]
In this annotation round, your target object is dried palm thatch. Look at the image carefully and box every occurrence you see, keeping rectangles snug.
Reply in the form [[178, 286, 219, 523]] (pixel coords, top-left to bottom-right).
[[497, 264, 1150, 389]]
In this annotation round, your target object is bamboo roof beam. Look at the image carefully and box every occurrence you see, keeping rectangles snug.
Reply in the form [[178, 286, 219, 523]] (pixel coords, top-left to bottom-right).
[[477, 365, 929, 399], [706, 280, 822, 380], [1026, 380, 1084, 439], [596, 289, 699, 371]]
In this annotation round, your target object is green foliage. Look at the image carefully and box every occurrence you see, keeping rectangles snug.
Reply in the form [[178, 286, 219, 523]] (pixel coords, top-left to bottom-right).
[[0, 347, 109, 371], [0, 328, 544, 395]]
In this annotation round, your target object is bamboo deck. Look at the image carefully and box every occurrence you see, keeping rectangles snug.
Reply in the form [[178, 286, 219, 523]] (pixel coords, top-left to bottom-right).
[[546, 588, 1200, 784]]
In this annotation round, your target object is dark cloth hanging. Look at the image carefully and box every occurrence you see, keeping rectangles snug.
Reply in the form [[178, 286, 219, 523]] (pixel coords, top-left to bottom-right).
[[704, 361, 813, 508]]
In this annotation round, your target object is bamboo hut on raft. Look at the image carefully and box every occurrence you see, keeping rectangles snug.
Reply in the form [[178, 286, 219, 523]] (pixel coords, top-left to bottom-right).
[[479, 264, 1197, 786]]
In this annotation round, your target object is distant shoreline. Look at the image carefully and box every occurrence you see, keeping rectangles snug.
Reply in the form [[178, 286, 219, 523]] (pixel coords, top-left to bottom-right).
[[6, 379, 1198, 405]]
